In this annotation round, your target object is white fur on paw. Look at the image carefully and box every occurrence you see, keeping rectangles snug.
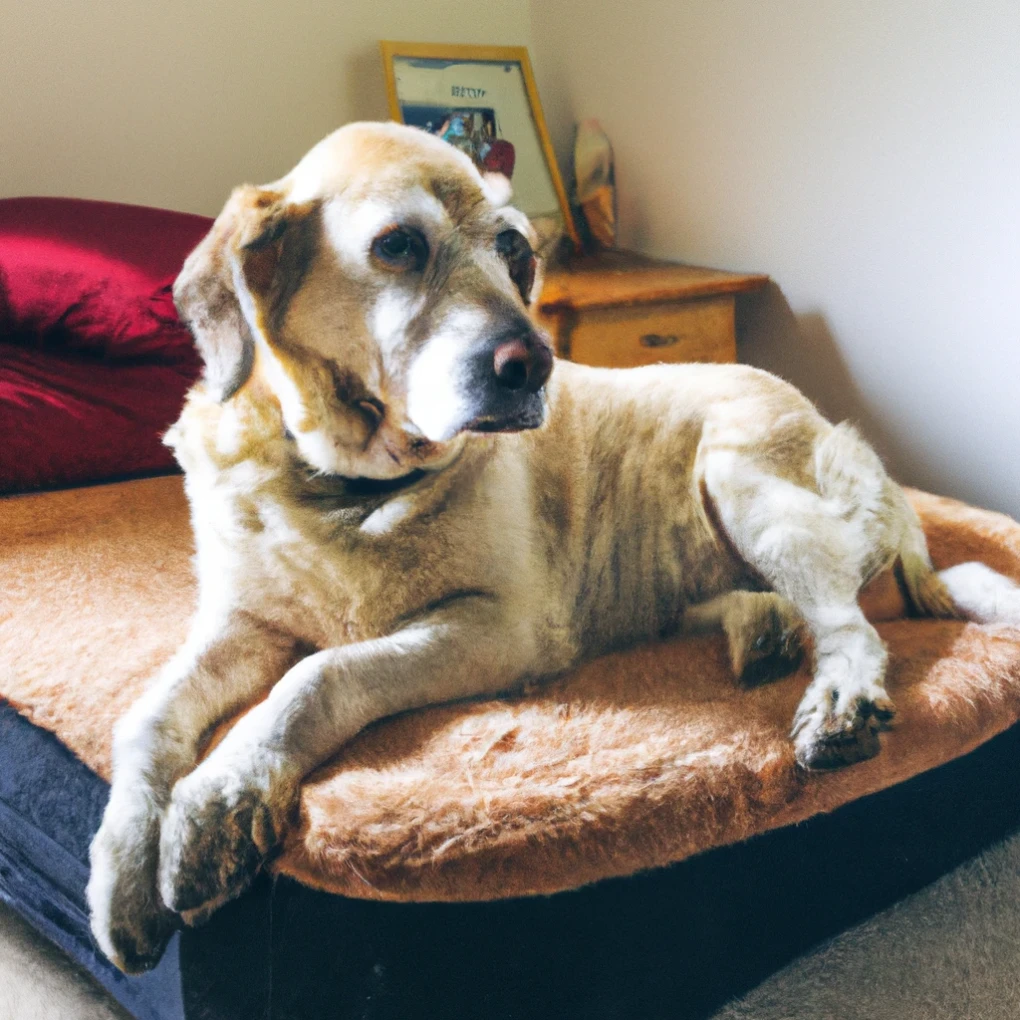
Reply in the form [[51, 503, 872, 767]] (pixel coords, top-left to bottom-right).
[[87, 794, 178, 973], [792, 682, 895, 770], [158, 757, 296, 920], [940, 562, 1020, 626]]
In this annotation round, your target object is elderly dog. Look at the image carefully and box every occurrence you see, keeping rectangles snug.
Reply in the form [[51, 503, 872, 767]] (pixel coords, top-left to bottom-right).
[[87, 122, 1018, 972]]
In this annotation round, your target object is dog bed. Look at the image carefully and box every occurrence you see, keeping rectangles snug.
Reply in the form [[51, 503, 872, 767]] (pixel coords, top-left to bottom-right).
[[3, 476, 1020, 906]]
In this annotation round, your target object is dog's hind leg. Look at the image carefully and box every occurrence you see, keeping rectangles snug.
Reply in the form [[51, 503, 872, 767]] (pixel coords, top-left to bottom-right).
[[701, 441, 900, 769], [684, 591, 806, 686], [939, 561, 1020, 624], [890, 486, 1020, 625]]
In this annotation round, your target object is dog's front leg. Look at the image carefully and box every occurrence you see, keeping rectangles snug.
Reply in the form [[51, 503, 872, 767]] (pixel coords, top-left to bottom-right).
[[158, 596, 533, 922], [87, 612, 298, 972]]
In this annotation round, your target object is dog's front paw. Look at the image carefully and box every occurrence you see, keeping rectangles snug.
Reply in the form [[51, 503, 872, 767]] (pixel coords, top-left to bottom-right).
[[791, 682, 895, 769], [158, 756, 297, 923], [88, 795, 180, 973]]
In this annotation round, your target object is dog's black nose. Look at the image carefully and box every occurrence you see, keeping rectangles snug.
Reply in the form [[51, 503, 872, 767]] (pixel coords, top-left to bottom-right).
[[493, 335, 553, 392]]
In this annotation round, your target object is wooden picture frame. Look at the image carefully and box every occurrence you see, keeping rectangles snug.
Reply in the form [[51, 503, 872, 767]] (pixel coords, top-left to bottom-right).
[[380, 41, 580, 248]]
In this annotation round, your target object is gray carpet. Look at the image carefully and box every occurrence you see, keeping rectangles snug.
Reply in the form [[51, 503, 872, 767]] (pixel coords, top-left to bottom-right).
[[0, 901, 129, 1020], [712, 831, 1020, 1020]]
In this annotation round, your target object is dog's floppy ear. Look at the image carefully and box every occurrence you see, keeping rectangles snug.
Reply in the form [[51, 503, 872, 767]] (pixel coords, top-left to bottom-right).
[[173, 186, 318, 401], [494, 207, 551, 310]]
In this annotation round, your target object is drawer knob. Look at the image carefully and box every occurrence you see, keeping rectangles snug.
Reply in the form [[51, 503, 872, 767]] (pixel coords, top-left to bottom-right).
[[639, 332, 681, 348]]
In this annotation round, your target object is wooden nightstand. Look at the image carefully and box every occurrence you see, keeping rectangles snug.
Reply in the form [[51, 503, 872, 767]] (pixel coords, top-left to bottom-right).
[[535, 250, 768, 367]]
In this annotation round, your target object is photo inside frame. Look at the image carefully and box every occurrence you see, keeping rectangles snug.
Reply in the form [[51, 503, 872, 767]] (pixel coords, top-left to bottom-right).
[[392, 56, 562, 224]]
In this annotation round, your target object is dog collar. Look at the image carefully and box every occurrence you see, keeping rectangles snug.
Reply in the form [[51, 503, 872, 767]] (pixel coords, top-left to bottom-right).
[[337, 469, 428, 497]]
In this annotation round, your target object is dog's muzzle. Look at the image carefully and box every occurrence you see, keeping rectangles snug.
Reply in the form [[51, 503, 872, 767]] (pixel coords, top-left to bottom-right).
[[464, 327, 554, 433]]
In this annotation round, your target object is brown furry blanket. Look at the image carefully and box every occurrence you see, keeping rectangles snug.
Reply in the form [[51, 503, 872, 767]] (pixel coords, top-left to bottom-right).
[[2, 477, 1019, 903]]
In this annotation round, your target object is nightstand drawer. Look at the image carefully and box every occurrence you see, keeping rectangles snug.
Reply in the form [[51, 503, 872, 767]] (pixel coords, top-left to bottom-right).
[[563, 296, 737, 368]]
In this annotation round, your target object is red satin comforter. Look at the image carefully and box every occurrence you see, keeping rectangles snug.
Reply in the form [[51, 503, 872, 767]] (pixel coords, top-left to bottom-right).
[[0, 197, 212, 492]]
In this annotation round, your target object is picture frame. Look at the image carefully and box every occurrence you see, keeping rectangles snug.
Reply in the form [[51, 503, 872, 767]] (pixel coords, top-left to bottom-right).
[[380, 41, 580, 249]]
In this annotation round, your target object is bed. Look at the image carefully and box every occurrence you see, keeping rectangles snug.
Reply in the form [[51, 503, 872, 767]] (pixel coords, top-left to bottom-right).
[[4, 197, 1020, 1019]]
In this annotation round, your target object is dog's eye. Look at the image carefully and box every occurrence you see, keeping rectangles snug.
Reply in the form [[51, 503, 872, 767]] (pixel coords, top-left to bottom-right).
[[372, 227, 429, 272], [495, 229, 536, 303]]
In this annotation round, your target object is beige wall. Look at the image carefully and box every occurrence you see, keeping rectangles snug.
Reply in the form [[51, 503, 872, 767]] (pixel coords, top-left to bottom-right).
[[5, 0, 1017, 516], [0, 0, 528, 216], [532, 0, 1020, 517]]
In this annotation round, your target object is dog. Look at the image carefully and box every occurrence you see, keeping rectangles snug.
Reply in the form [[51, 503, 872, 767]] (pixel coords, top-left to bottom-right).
[[87, 121, 1020, 973]]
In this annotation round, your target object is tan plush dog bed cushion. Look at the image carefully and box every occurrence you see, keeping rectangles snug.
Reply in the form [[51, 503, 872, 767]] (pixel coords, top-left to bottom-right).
[[3, 477, 1020, 903]]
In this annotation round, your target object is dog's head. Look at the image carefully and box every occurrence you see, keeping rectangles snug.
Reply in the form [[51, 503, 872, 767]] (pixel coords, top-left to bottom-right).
[[174, 121, 555, 479]]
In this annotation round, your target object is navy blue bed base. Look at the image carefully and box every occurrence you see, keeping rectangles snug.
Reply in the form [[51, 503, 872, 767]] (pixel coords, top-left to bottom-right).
[[0, 703, 185, 1019], [4, 697, 1020, 1020]]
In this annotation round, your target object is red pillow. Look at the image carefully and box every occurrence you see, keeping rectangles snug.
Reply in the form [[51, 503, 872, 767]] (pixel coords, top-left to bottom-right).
[[0, 198, 213, 493]]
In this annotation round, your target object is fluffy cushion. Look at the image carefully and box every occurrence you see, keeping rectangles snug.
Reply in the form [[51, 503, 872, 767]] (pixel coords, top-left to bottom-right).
[[1, 477, 1019, 903], [0, 198, 211, 492]]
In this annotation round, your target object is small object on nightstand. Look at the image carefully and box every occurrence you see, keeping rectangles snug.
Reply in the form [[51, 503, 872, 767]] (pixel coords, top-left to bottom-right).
[[536, 249, 768, 368], [573, 119, 617, 250]]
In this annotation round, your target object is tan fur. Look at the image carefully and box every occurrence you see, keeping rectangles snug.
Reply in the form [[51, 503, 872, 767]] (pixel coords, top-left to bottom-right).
[[3, 481, 1020, 903], [72, 122, 1020, 972]]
